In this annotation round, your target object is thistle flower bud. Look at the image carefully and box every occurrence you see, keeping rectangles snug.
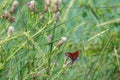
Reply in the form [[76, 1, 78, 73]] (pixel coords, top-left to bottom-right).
[[7, 26, 14, 35], [30, 0, 35, 6], [56, 37, 67, 47], [27, 0, 35, 11], [54, 0, 61, 5], [40, 13, 44, 20], [55, 11, 60, 21], [53, 5, 59, 13], [35, 8, 39, 13], [47, 35, 52, 42], [10, 6, 15, 13], [44, 5, 48, 12], [8, 16, 15, 23], [10, 1, 19, 13], [12, 1, 19, 7], [1, 11, 10, 19], [45, 0, 51, 7]]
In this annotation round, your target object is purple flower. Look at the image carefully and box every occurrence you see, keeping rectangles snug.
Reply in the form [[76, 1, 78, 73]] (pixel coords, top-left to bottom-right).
[[55, 12, 60, 22], [47, 35, 52, 42], [26, 0, 35, 11]]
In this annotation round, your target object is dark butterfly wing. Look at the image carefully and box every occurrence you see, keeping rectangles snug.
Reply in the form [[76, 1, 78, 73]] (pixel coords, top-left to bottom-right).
[[66, 52, 74, 60], [66, 52, 73, 57], [72, 50, 80, 60], [66, 50, 80, 61]]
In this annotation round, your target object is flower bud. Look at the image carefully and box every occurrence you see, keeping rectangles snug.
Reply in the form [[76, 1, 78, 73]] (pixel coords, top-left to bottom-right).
[[10, 1, 19, 13], [55, 11, 60, 21], [1, 11, 9, 19], [44, 5, 48, 12], [30, 0, 35, 7], [53, 5, 59, 13], [40, 13, 44, 20], [35, 8, 39, 13], [12, 1, 19, 7], [45, 0, 51, 7], [54, 0, 61, 5], [8, 16, 15, 23], [10, 6, 15, 13], [27, 0, 35, 11], [47, 35, 52, 42], [7, 26, 14, 35], [56, 37, 67, 46]]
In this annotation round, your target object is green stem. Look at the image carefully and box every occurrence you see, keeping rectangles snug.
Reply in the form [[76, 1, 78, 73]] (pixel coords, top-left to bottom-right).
[[47, 23, 56, 79], [46, 8, 55, 80]]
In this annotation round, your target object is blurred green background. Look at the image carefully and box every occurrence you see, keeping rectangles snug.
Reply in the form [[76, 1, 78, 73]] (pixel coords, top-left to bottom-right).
[[0, 0, 120, 80]]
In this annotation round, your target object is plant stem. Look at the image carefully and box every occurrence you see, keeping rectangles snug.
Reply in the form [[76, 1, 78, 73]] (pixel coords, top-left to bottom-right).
[[47, 23, 56, 79]]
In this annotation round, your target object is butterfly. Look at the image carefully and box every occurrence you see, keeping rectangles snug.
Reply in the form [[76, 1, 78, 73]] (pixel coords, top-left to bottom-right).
[[66, 50, 81, 64]]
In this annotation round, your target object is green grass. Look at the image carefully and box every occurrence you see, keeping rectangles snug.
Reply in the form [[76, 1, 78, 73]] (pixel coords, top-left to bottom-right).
[[0, 0, 120, 80]]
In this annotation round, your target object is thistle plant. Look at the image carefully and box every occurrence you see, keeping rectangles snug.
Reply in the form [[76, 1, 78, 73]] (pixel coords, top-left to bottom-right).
[[0, 0, 120, 80]]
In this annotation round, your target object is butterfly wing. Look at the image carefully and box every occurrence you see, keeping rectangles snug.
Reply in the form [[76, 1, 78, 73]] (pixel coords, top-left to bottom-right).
[[66, 52, 74, 60], [66, 50, 80, 61], [73, 50, 80, 60]]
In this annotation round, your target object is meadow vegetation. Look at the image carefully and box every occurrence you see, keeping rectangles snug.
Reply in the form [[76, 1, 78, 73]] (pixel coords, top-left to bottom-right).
[[0, 0, 120, 80]]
